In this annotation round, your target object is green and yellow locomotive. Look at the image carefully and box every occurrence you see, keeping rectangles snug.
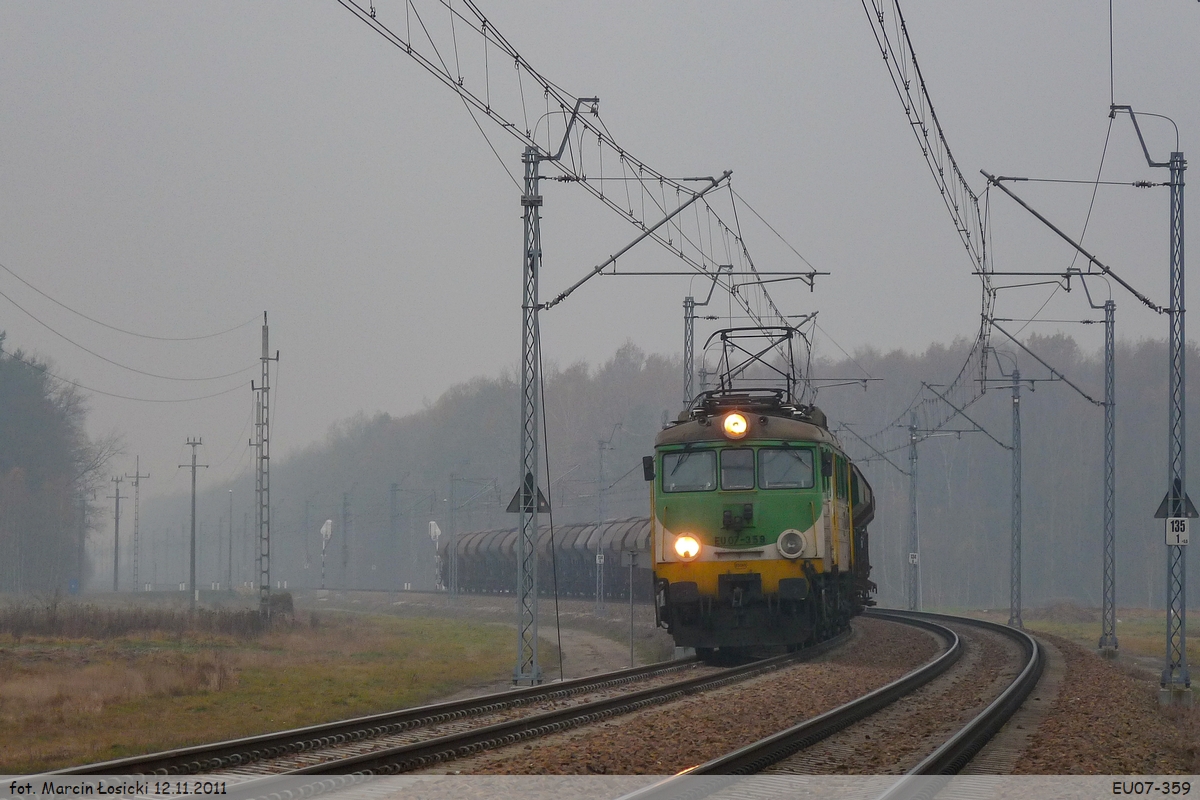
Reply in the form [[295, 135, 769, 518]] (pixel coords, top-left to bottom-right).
[[646, 389, 875, 657]]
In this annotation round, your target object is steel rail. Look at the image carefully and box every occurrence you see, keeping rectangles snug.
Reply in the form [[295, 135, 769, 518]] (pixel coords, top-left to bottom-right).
[[868, 612, 1045, 800], [886, 611, 1044, 777], [675, 611, 961, 776], [59, 654, 704, 775], [629, 610, 1040, 797], [289, 630, 852, 775]]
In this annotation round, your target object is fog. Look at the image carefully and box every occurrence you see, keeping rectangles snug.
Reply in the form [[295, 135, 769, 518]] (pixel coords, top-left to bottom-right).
[[0, 3, 1197, 593]]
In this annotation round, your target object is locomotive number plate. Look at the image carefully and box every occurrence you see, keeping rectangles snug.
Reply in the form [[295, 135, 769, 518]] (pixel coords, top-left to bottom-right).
[[1167, 518, 1190, 546], [714, 534, 765, 547]]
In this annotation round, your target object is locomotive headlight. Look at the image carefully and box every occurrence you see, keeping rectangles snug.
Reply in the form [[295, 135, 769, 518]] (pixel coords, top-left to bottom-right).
[[778, 529, 805, 559], [723, 412, 749, 439], [673, 535, 701, 560]]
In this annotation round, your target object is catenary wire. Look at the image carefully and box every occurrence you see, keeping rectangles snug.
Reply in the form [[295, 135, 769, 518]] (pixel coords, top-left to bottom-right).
[[0, 259, 259, 341], [0, 347, 249, 404], [0, 286, 258, 382], [1013, 117, 1113, 338]]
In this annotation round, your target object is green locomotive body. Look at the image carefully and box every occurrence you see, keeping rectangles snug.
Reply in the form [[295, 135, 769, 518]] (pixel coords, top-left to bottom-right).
[[650, 390, 875, 657]]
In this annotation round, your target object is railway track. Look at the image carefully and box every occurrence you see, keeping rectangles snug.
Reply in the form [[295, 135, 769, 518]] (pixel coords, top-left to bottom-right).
[[663, 610, 1042, 781], [60, 630, 849, 777], [61, 610, 1037, 787]]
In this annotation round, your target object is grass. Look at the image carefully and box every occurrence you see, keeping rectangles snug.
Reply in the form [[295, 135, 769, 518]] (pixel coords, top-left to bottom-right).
[[0, 610, 513, 773], [951, 602, 1199, 660], [0, 598, 270, 639]]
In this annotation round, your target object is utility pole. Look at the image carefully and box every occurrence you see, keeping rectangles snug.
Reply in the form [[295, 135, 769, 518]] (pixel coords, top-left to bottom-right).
[[242, 511, 249, 587], [596, 424, 620, 614], [302, 494, 314, 572], [250, 312, 279, 621], [449, 475, 459, 599], [227, 489, 234, 594], [76, 491, 89, 594], [108, 476, 124, 592], [341, 491, 352, 590], [390, 482, 401, 590], [597, 424, 622, 525], [126, 457, 150, 593], [906, 413, 919, 612], [1009, 369, 1023, 629], [902, 386, 1012, 615], [179, 438, 207, 612]]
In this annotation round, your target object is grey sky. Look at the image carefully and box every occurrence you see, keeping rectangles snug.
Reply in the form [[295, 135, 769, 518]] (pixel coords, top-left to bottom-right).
[[0, 2, 1196, 502]]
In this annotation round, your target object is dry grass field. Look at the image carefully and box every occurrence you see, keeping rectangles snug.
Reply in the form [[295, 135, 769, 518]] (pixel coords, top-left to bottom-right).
[[0, 604, 513, 773], [956, 602, 1200, 665]]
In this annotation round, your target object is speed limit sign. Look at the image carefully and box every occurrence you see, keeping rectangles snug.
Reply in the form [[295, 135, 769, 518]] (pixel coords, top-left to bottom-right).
[[1167, 518, 1190, 546]]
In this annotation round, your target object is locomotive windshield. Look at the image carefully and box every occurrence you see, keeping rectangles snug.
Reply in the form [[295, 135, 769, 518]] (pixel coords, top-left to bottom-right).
[[758, 447, 816, 489], [720, 448, 755, 490], [662, 450, 716, 492]]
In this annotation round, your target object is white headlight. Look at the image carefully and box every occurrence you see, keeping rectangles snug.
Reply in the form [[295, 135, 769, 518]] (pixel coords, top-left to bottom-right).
[[723, 412, 749, 439], [674, 535, 701, 560]]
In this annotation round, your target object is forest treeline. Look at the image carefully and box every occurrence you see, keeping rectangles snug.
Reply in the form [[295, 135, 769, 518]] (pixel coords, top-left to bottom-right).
[[0, 334, 114, 593], [139, 336, 1200, 612]]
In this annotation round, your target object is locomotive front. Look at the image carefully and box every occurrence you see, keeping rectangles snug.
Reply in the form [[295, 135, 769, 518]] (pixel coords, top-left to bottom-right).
[[647, 391, 875, 657]]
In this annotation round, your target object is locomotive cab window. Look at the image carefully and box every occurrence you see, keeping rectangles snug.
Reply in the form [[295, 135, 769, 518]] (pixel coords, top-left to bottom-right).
[[662, 450, 716, 492], [720, 448, 755, 490], [758, 447, 815, 489]]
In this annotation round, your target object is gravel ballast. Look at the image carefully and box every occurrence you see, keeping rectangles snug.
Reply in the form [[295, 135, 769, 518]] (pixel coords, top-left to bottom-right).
[[435, 620, 1200, 775], [445, 617, 940, 775], [1013, 632, 1199, 774]]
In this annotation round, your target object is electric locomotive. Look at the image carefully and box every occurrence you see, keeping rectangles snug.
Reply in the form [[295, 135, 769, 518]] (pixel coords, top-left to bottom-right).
[[645, 389, 875, 657]]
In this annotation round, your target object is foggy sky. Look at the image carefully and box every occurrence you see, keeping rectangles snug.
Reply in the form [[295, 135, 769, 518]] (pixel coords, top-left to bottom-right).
[[0, 1, 1197, 508]]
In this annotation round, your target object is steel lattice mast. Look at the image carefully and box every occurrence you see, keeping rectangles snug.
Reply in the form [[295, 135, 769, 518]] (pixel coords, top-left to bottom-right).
[[252, 313, 277, 621], [333, 4, 791, 685], [515, 143, 543, 684], [1100, 300, 1118, 654], [1163, 149, 1190, 700], [682, 296, 695, 407]]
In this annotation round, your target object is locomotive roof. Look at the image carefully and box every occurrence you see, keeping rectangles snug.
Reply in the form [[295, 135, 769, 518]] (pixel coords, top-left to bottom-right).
[[656, 394, 840, 448]]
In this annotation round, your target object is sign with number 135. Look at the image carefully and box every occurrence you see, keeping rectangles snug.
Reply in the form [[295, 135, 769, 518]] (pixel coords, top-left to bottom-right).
[[1167, 517, 1190, 546]]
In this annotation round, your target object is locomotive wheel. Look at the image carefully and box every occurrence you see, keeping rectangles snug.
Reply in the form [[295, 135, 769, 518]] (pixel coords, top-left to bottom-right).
[[696, 647, 716, 663]]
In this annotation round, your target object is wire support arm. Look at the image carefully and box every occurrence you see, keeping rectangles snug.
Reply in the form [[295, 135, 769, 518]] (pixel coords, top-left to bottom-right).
[[921, 382, 1011, 450], [1110, 105, 1178, 168], [541, 171, 731, 310], [990, 322, 1104, 407], [839, 423, 910, 476], [982, 170, 1164, 314]]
